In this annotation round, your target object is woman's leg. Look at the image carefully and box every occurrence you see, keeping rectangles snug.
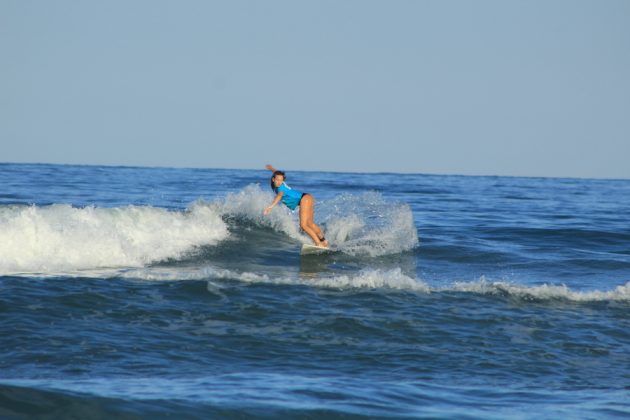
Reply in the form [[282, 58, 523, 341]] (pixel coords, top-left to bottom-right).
[[304, 195, 327, 245], [299, 194, 326, 246]]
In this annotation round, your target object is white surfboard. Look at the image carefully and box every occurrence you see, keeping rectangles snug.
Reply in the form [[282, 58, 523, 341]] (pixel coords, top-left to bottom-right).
[[300, 244, 332, 255]]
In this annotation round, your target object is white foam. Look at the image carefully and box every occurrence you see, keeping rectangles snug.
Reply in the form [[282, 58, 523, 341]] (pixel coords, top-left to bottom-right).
[[446, 277, 630, 302], [120, 267, 630, 302], [309, 269, 429, 291], [0, 204, 229, 275], [121, 266, 431, 292]]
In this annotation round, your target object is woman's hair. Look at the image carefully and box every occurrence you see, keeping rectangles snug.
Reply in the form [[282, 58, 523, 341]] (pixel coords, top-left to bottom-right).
[[270, 170, 285, 191]]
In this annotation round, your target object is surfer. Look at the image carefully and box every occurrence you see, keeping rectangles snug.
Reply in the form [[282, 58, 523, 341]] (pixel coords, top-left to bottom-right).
[[263, 164, 329, 248]]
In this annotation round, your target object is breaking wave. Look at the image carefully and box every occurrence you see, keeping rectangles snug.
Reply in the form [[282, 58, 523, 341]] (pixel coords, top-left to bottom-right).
[[0, 203, 228, 274], [0, 185, 418, 274]]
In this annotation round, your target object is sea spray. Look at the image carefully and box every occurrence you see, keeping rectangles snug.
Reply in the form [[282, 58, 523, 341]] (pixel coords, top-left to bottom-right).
[[211, 185, 420, 257]]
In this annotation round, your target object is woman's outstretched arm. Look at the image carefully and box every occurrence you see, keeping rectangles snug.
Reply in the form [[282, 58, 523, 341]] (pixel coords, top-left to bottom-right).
[[264, 192, 283, 215], [265, 164, 277, 172]]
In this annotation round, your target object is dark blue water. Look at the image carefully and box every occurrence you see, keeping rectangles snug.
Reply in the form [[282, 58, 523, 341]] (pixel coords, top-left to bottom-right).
[[1, 163, 629, 419]]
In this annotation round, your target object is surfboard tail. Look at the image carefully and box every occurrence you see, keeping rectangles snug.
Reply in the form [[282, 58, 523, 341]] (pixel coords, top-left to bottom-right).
[[300, 244, 332, 255]]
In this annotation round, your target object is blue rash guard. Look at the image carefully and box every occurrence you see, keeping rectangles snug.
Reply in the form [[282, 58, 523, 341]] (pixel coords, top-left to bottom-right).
[[275, 182, 304, 210]]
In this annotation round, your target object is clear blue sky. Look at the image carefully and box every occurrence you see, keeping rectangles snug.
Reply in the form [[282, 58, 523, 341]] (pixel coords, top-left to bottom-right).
[[2, 0, 629, 178]]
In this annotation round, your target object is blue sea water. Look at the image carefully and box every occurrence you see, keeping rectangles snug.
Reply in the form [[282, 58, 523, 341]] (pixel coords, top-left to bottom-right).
[[0, 163, 628, 419]]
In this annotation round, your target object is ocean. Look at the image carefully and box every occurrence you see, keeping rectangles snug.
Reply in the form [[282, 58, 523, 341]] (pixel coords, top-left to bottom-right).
[[0, 163, 628, 419]]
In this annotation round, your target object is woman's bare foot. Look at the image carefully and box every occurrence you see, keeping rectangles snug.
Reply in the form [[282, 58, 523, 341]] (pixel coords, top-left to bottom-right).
[[317, 239, 329, 248]]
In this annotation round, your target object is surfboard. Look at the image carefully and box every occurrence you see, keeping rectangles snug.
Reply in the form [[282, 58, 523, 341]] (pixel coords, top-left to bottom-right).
[[300, 244, 332, 255]]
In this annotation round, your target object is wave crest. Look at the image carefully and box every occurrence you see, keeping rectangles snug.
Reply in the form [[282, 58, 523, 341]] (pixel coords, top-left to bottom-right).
[[0, 204, 228, 274]]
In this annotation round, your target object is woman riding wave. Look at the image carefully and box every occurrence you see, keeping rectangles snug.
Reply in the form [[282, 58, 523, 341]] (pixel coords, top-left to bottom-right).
[[263, 164, 328, 248]]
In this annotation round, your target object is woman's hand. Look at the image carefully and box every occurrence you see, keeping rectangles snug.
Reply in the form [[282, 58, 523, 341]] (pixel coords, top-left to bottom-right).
[[265, 192, 282, 215], [265, 164, 276, 172]]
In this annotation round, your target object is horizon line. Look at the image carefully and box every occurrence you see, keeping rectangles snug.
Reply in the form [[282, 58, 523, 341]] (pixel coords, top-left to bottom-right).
[[1, 161, 628, 182]]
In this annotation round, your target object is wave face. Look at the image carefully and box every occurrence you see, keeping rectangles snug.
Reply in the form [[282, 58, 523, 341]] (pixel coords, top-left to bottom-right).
[[1, 164, 629, 419]]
